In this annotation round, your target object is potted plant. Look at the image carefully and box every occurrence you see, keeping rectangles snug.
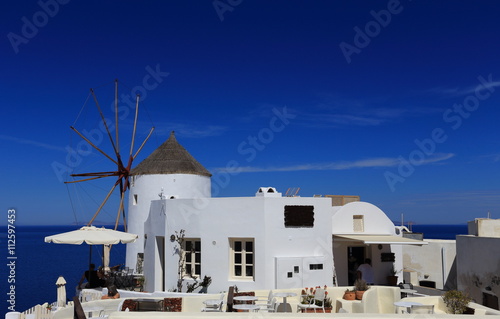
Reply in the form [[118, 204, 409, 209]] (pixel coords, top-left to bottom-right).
[[387, 265, 399, 286], [343, 288, 356, 300], [300, 287, 314, 305], [301, 286, 332, 312], [442, 290, 472, 314], [135, 275, 145, 291], [323, 294, 332, 313], [354, 279, 370, 300]]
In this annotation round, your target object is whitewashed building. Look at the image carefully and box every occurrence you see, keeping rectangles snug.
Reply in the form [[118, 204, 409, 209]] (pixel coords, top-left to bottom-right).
[[126, 132, 426, 293], [457, 218, 500, 310], [126, 132, 212, 269]]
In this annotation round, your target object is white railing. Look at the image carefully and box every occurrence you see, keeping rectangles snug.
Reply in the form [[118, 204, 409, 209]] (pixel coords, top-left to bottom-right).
[[19, 304, 52, 319], [80, 289, 103, 302]]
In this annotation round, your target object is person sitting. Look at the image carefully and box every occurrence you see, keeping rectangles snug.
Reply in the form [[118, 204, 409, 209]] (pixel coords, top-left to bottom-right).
[[101, 285, 120, 299], [78, 264, 106, 289]]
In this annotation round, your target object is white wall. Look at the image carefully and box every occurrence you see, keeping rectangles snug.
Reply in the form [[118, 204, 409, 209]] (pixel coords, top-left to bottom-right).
[[145, 196, 333, 293], [143, 200, 167, 293], [403, 239, 456, 290], [457, 235, 500, 305], [331, 201, 396, 235], [468, 218, 500, 238], [126, 173, 210, 269]]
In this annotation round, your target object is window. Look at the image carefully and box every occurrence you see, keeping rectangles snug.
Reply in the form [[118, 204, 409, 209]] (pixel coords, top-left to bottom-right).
[[183, 239, 201, 277], [230, 238, 254, 279], [309, 263, 324, 270], [353, 215, 364, 232], [284, 205, 314, 227], [133, 194, 138, 205]]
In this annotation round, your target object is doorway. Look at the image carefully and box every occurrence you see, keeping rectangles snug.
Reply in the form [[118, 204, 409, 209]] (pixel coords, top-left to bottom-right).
[[347, 246, 365, 285], [156, 236, 165, 291]]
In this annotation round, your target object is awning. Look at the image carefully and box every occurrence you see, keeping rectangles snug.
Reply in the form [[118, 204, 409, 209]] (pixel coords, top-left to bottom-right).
[[334, 234, 427, 245]]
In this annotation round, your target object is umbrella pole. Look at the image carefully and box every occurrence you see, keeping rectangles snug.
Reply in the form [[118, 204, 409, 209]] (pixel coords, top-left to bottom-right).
[[89, 245, 92, 270]]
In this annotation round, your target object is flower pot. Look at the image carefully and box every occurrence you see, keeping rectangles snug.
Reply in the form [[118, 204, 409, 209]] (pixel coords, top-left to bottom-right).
[[355, 290, 365, 300], [463, 307, 475, 315], [343, 291, 356, 300]]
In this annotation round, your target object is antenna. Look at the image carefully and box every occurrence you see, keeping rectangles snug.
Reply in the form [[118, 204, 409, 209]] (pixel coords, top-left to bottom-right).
[[285, 187, 300, 197]]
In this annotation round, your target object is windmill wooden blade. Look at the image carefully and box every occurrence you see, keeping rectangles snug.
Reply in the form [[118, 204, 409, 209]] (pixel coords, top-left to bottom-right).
[[68, 80, 154, 230], [70, 171, 117, 177], [129, 94, 140, 158], [65, 174, 115, 184], [87, 183, 118, 226], [133, 127, 155, 159], [70, 126, 118, 165], [114, 79, 120, 155], [91, 88, 120, 158]]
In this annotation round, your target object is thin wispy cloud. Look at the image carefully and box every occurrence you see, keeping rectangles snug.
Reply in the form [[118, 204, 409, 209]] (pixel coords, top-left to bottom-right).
[[292, 94, 442, 129], [0, 134, 65, 152], [429, 80, 500, 98], [395, 190, 500, 211], [299, 113, 384, 127], [150, 123, 228, 138], [211, 153, 454, 173]]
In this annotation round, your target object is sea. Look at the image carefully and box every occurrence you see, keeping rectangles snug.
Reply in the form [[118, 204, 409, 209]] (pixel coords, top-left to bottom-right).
[[0, 225, 126, 316], [0, 224, 468, 316]]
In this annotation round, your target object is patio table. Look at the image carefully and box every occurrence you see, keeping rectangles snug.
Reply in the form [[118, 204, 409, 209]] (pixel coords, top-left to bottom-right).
[[233, 296, 258, 302], [233, 304, 260, 312], [273, 292, 296, 312]]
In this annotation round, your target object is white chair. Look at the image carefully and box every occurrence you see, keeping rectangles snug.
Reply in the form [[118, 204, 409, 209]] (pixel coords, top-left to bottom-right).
[[201, 293, 224, 312], [410, 304, 434, 314], [256, 290, 274, 311], [297, 288, 325, 313], [261, 297, 278, 312]]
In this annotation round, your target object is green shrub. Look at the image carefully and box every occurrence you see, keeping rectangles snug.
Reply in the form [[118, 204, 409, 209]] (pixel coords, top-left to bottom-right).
[[442, 290, 472, 314]]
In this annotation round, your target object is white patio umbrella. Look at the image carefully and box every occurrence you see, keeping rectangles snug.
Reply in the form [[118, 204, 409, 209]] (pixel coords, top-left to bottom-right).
[[45, 226, 138, 276], [56, 276, 67, 308], [45, 226, 138, 245]]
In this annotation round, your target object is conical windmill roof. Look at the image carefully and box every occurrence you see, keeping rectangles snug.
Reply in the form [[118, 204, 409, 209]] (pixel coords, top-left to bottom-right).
[[131, 131, 211, 177]]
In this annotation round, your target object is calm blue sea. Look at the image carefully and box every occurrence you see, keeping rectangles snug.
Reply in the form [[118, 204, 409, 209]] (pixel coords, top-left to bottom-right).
[[0, 225, 126, 316], [408, 224, 468, 240], [0, 223, 469, 315]]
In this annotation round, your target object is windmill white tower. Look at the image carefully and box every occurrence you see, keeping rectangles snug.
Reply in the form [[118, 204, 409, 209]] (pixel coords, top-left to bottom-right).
[[126, 131, 212, 269]]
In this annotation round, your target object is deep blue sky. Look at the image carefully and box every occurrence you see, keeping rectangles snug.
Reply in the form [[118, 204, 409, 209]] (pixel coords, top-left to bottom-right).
[[2, 1, 500, 225]]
